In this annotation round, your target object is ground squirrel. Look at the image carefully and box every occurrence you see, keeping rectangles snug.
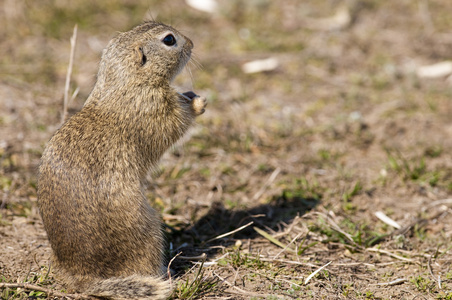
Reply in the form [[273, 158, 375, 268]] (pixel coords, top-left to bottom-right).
[[37, 21, 206, 299]]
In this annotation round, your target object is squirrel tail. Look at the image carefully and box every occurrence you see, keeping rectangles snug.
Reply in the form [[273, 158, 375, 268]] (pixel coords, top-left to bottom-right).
[[84, 275, 169, 300]]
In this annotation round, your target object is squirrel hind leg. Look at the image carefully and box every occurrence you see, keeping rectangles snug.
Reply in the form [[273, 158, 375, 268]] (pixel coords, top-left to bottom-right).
[[85, 275, 169, 300]]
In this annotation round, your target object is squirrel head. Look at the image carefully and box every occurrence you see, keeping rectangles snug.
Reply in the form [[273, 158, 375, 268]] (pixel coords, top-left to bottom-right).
[[95, 21, 193, 94]]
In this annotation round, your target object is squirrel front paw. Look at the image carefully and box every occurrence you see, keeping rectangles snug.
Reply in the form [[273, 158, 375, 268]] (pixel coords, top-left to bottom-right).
[[180, 91, 207, 116], [192, 95, 207, 115]]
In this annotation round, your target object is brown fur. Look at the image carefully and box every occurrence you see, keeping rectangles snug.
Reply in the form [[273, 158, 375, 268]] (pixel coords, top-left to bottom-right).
[[37, 21, 206, 299]]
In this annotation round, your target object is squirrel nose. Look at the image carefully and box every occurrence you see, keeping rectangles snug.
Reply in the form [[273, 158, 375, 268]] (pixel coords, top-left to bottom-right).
[[185, 38, 194, 50]]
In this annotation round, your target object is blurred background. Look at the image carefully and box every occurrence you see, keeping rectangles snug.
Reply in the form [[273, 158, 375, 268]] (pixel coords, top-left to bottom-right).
[[1, 0, 452, 298]]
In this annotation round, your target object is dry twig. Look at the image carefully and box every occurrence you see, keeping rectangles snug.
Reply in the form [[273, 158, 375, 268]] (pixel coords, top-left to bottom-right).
[[205, 221, 254, 243], [371, 278, 407, 286], [427, 255, 442, 289], [304, 261, 332, 285], [272, 232, 303, 259], [254, 226, 296, 253], [168, 251, 182, 288], [258, 257, 318, 268], [252, 167, 280, 201], [62, 24, 78, 124], [0, 283, 96, 299], [366, 247, 414, 263]]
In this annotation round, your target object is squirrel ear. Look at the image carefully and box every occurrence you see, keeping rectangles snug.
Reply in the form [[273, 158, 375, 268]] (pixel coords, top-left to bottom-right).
[[134, 46, 147, 66]]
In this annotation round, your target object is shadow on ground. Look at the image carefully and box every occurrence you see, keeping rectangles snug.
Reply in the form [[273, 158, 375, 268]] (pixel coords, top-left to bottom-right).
[[169, 194, 319, 262]]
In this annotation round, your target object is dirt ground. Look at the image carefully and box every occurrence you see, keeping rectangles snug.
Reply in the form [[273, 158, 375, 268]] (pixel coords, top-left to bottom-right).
[[1, 0, 452, 299]]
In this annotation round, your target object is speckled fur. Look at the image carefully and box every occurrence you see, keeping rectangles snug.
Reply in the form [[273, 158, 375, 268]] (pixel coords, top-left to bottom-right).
[[37, 21, 206, 299]]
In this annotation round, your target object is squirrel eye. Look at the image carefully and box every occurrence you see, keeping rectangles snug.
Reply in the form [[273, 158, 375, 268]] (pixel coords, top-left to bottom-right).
[[162, 34, 176, 46]]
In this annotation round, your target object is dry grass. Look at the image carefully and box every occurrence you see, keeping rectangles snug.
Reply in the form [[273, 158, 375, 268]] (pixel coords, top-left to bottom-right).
[[1, 0, 452, 299]]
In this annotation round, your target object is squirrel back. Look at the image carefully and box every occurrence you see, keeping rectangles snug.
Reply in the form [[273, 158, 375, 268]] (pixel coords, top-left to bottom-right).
[[37, 21, 206, 299]]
